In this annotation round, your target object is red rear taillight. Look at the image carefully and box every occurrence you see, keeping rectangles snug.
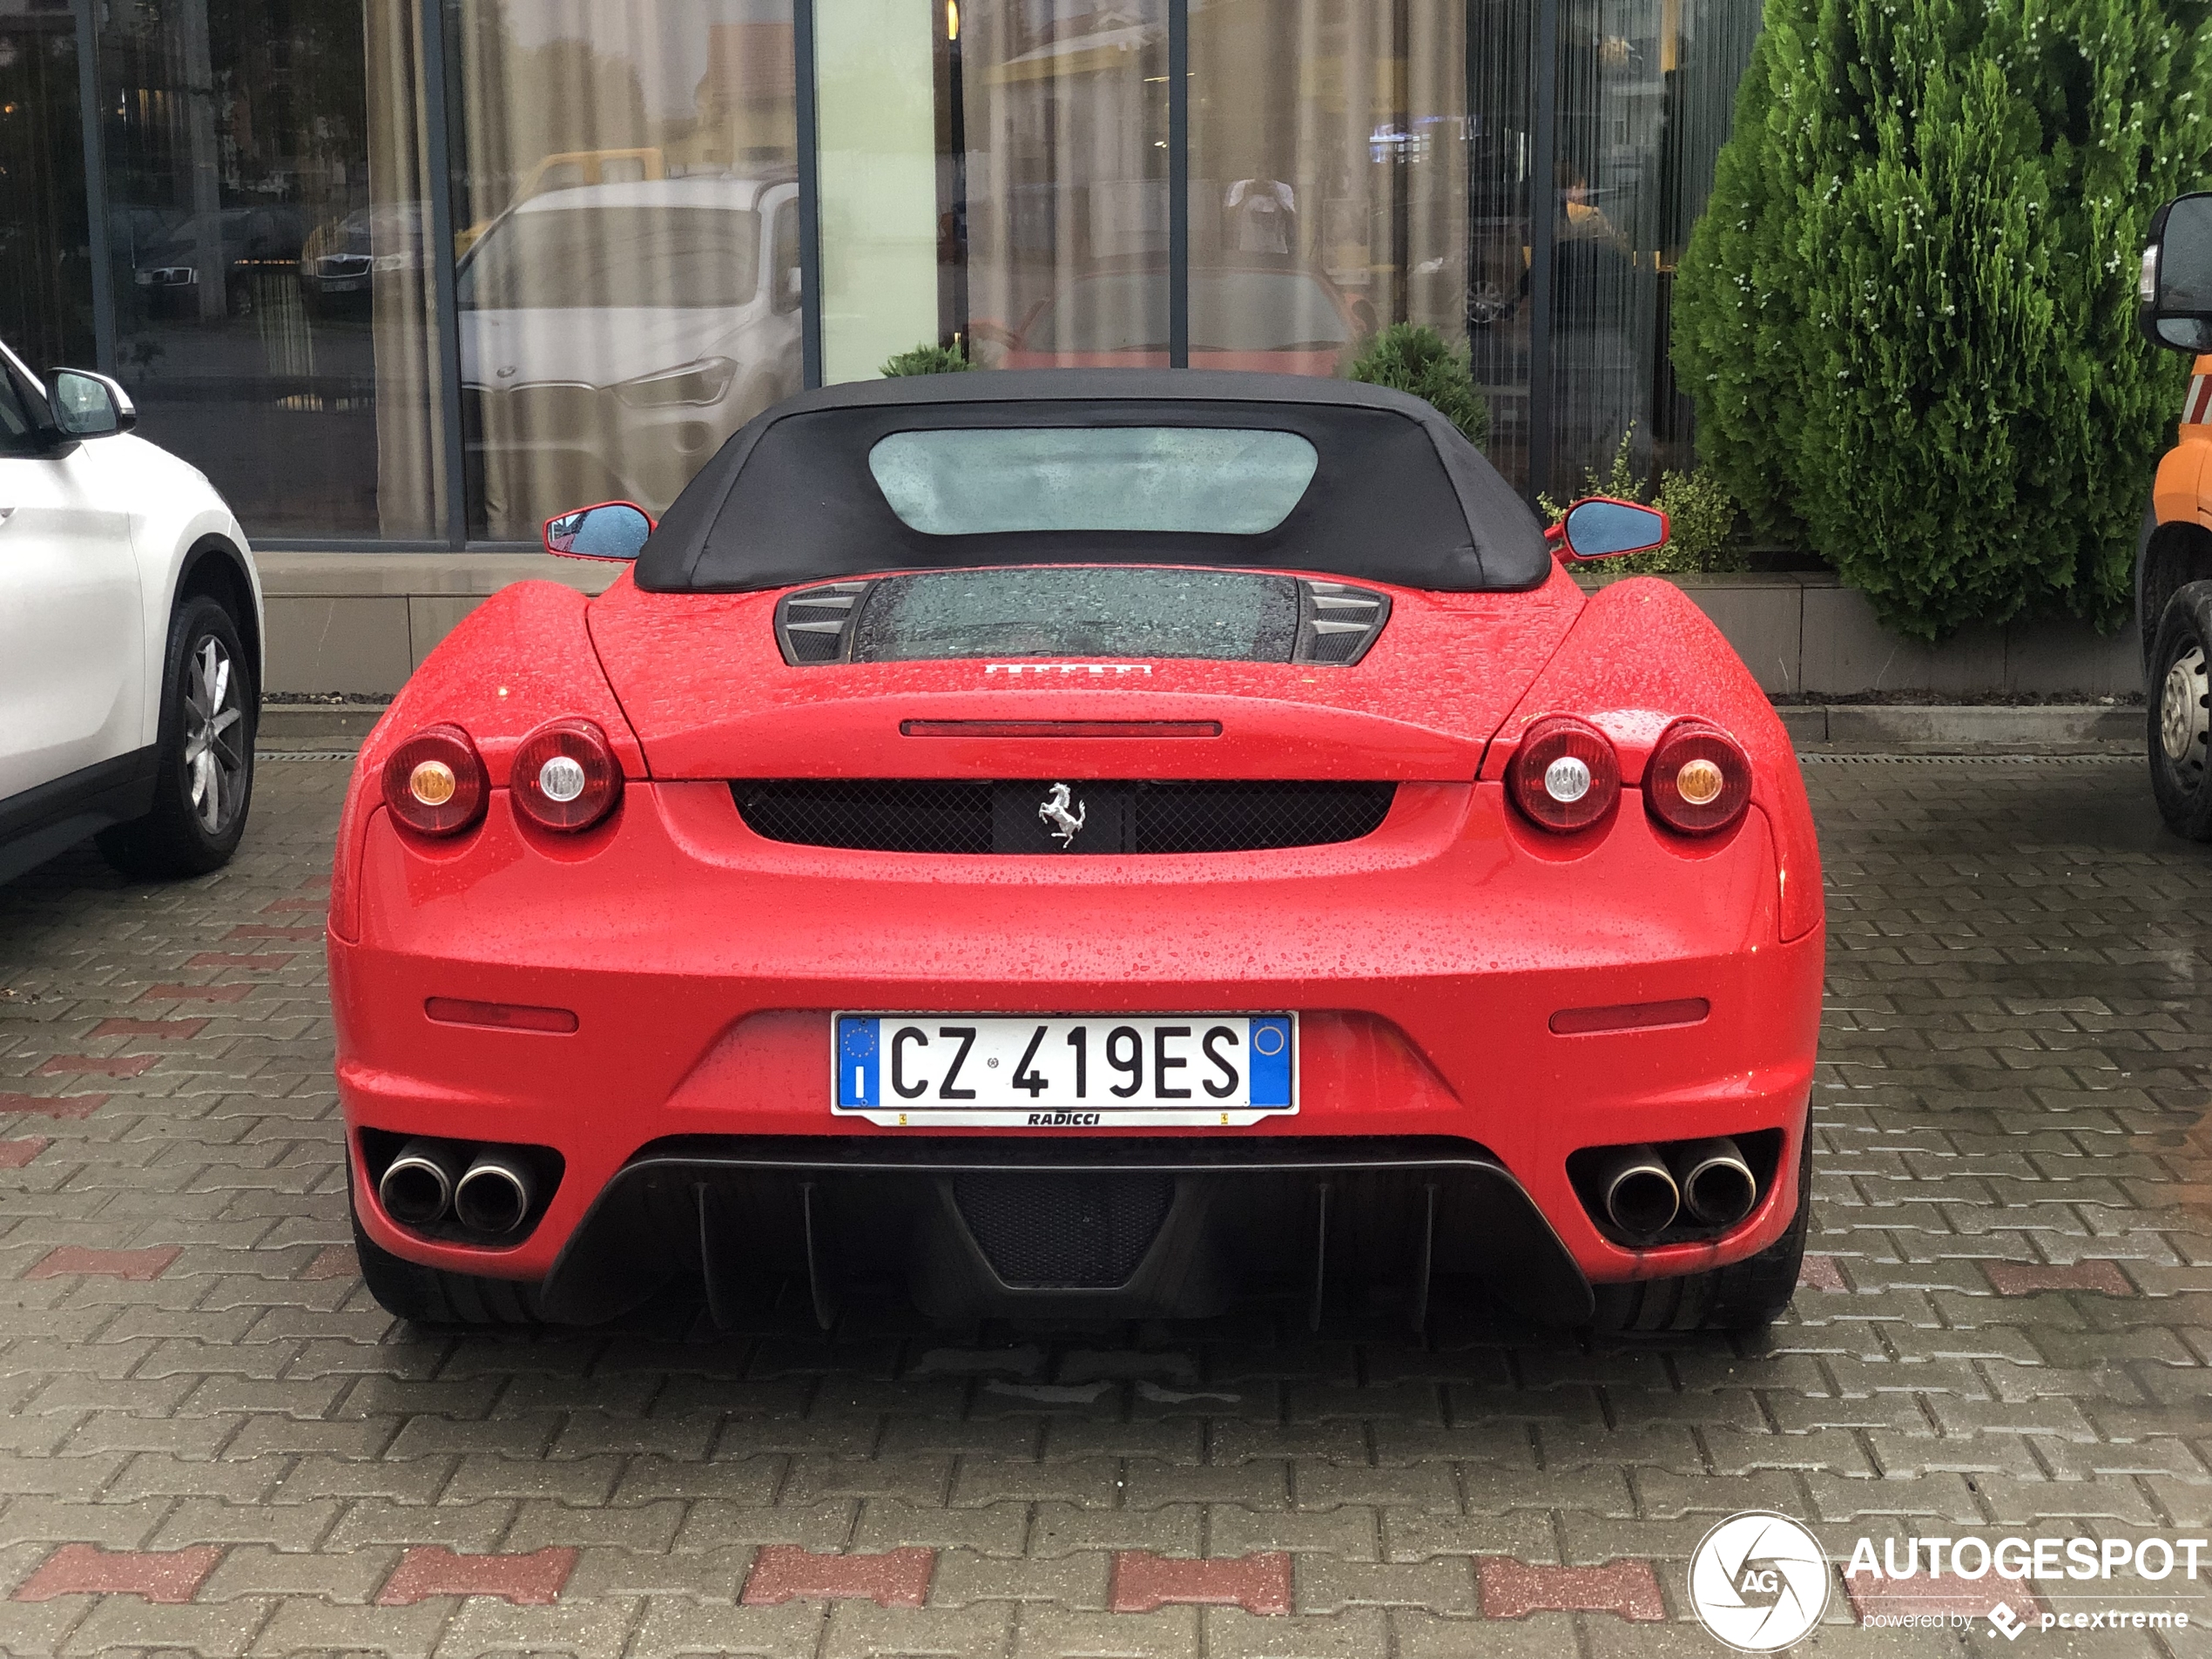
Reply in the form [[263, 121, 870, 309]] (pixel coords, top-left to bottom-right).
[[1647, 720, 1752, 834], [381, 725, 487, 835], [512, 718, 623, 832], [1507, 715, 1621, 832]]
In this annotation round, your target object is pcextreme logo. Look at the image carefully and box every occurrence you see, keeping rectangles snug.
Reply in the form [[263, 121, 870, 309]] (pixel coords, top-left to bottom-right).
[[1689, 1512, 1831, 1651]]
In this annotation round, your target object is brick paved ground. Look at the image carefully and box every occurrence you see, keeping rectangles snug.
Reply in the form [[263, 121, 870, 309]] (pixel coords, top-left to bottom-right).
[[2, 752, 2209, 1656]]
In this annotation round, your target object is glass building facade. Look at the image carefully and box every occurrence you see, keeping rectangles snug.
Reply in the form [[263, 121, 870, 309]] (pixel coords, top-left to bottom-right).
[[3, 0, 1758, 546]]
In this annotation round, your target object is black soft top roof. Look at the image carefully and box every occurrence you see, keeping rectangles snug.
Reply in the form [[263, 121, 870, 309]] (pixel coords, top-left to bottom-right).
[[633, 368, 1551, 595]]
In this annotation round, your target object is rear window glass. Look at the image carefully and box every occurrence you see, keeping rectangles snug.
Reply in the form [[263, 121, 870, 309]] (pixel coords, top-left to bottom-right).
[[867, 426, 1318, 536], [852, 567, 1300, 662]]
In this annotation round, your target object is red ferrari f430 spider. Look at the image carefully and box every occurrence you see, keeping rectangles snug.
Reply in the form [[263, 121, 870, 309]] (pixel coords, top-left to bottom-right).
[[327, 371, 1823, 1335]]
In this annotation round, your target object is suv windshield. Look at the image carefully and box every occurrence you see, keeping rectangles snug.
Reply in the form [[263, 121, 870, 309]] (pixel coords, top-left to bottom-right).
[[460, 206, 760, 309]]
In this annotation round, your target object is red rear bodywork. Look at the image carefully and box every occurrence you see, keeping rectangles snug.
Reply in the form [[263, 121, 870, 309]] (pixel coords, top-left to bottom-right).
[[328, 557, 1823, 1325]]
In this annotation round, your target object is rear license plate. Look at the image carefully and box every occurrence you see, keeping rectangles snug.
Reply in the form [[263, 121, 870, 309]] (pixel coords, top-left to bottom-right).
[[833, 1014, 1297, 1128]]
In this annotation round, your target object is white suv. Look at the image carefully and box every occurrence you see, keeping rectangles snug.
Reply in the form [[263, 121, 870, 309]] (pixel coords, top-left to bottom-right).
[[0, 340, 263, 883]]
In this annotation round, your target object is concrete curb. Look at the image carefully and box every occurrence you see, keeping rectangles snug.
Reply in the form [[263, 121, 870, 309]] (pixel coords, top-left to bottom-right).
[[260, 701, 2144, 754], [1782, 703, 2139, 751]]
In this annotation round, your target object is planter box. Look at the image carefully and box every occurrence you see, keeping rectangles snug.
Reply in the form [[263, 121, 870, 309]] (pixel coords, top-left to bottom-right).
[[252, 553, 2143, 699], [1577, 571, 2142, 698]]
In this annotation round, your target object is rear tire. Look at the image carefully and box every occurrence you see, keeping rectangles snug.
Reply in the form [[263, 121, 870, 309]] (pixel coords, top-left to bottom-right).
[[1588, 1136, 1811, 1334], [2148, 581, 2212, 842], [351, 1190, 545, 1325], [97, 596, 255, 879]]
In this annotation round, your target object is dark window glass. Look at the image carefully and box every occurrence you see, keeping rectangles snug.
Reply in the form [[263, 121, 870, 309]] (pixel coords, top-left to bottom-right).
[[0, 362, 45, 455], [0, 7, 95, 370], [98, 0, 442, 537]]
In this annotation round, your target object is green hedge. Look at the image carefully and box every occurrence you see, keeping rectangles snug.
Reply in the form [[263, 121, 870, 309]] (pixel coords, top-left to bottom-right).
[[1673, 0, 2211, 640]]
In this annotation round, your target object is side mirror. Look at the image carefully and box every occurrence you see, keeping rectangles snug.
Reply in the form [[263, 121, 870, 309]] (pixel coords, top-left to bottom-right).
[[2140, 192, 2212, 354], [1550, 496, 1669, 560], [543, 500, 654, 562], [47, 368, 136, 439]]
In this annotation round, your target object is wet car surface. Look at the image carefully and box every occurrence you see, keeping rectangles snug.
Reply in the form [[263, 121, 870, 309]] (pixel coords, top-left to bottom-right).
[[0, 751, 2207, 1653]]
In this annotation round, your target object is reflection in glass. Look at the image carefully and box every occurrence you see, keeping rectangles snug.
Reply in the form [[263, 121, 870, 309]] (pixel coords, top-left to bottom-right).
[[96, 0, 443, 537], [450, 0, 800, 539], [959, 0, 1167, 369], [1186, 0, 1466, 378], [1549, 0, 1760, 485], [0, 3, 96, 369]]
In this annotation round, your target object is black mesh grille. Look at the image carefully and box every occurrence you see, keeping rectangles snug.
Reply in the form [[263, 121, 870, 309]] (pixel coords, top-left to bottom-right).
[[735, 780, 993, 853], [734, 780, 1395, 853], [953, 1173, 1173, 1288], [1130, 781, 1394, 853]]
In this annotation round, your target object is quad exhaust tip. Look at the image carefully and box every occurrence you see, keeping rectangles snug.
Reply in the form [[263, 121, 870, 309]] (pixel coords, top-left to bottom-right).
[[453, 1151, 536, 1236], [1673, 1136, 1757, 1228], [379, 1139, 462, 1228], [378, 1140, 539, 1236], [1597, 1144, 1680, 1238]]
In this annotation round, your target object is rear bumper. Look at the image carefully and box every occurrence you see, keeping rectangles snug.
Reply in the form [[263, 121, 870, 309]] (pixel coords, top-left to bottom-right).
[[331, 777, 1823, 1308], [536, 1136, 1595, 1326]]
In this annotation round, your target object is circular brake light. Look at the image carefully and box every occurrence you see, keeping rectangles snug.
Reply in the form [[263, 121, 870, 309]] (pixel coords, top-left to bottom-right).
[[381, 725, 487, 835], [1507, 715, 1621, 832], [1647, 720, 1752, 834], [512, 718, 623, 831]]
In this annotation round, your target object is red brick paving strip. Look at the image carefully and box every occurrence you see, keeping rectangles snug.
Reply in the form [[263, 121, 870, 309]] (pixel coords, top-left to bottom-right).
[[375, 1547, 578, 1607], [301, 1244, 358, 1280], [260, 897, 325, 913], [185, 952, 296, 970], [740, 1546, 934, 1608], [88, 1017, 208, 1042], [27, 1246, 180, 1281], [226, 924, 321, 941], [1983, 1260, 2134, 1297], [138, 983, 253, 1003], [1797, 1254, 1848, 1292], [0, 1094, 105, 1120], [37, 1055, 158, 1079], [0, 1139, 50, 1169], [1844, 1566, 2040, 1622], [1479, 1559, 1666, 1622], [13, 1544, 221, 1603], [1109, 1551, 1292, 1616]]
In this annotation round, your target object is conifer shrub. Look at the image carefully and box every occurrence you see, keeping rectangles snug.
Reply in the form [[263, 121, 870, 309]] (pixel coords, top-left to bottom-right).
[[880, 341, 976, 376], [1672, 0, 2211, 639], [1349, 323, 1491, 448]]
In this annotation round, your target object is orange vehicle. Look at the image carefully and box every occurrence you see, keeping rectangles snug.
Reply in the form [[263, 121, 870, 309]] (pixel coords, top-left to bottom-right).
[[2136, 192, 2212, 836]]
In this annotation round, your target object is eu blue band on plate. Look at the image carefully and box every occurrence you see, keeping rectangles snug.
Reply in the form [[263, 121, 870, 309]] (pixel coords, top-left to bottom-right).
[[838, 1015, 879, 1108], [1247, 1016, 1292, 1107]]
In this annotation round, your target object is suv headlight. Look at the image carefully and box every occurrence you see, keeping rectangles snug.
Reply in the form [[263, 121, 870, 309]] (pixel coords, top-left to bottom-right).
[[614, 357, 738, 409]]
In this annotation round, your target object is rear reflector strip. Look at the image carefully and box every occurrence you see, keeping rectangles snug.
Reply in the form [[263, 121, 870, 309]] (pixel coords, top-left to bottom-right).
[[424, 997, 579, 1034], [900, 719, 1222, 738], [1549, 997, 1710, 1035]]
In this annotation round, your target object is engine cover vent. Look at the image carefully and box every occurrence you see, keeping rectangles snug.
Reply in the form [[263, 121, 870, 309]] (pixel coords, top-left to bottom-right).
[[770, 571, 1391, 666]]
